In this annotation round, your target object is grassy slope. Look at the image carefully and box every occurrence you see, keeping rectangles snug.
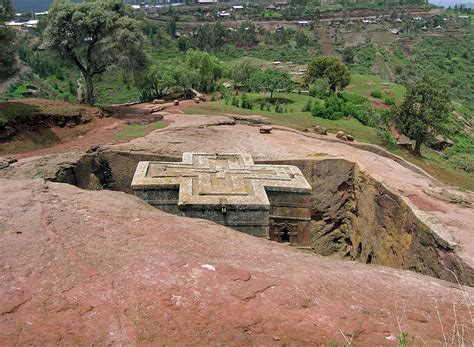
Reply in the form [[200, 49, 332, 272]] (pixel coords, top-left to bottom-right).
[[345, 73, 406, 101]]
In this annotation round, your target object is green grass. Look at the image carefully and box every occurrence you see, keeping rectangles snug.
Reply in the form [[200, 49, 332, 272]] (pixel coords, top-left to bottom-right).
[[187, 93, 381, 144], [94, 69, 142, 105], [114, 121, 167, 141], [346, 74, 406, 102]]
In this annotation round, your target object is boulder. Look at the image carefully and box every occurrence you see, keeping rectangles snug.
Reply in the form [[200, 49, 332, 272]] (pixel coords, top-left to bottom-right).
[[336, 131, 345, 139], [260, 125, 273, 134], [153, 99, 165, 105], [149, 106, 164, 113], [345, 134, 354, 142], [174, 100, 180, 106], [194, 97, 201, 104], [314, 126, 327, 135], [431, 135, 455, 150], [0, 157, 17, 170]]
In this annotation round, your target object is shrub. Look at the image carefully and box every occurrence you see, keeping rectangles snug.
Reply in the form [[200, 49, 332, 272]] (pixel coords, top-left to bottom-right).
[[275, 104, 284, 113], [384, 97, 395, 106], [378, 129, 396, 145], [240, 94, 253, 109], [302, 100, 313, 112], [309, 78, 330, 98], [231, 96, 239, 107], [311, 93, 380, 127], [370, 90, 383, 99]]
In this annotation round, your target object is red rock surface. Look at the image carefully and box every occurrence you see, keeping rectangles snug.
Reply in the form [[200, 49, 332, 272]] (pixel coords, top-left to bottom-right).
[[1, 179, 472, 345]]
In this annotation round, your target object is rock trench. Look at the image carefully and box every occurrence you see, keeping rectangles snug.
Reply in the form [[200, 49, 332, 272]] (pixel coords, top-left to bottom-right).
[[49, 148, 473, 286]]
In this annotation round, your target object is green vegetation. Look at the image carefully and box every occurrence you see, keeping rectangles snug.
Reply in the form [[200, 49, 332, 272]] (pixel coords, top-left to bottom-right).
[[407, 35, 474, 110], [345, 74, 406, 102], [44, 0, 147, 104], [390, 76, 451, 156], [0, 0, 17, 81], [114, 121, 166, 141], [249, 69, 293, 99], [305, 56, 351, 92], [187, 92, 382, 143], [312, 92, 380, 127]]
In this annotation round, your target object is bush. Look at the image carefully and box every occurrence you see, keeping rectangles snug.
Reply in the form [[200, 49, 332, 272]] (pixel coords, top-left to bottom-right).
[[370, 90, 383, 99], [302, 100, 312, 112], [309, 78, 330, 98], [231, 96, 239, 107], [240, 94, 253, 109], [378, 129, 396, 146], [311, 95, 347, 120], [384, 97, 395, 106], [311, 93, 380, 127]]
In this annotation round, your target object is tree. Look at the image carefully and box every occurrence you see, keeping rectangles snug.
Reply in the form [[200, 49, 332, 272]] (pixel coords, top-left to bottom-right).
[[231, 57, 261, 89], [172, 66, 200, 97], [249, 69, 292, 99], [392, 76, 451, 156], [139, 65, 175, 100], [0, 0, 13, 19], [44, 0, 147, 104], [234, 21, 258, 48], [0, 0, 16, 81], [305, 56, 351, 93], [185, 49, 222, 92]]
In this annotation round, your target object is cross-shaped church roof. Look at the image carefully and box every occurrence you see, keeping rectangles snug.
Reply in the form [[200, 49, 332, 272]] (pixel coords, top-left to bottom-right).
[[131, 152, 311, 207]]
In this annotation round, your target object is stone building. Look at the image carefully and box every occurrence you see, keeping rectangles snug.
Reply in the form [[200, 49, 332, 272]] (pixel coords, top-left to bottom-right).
[[131, 153, 312, 245]]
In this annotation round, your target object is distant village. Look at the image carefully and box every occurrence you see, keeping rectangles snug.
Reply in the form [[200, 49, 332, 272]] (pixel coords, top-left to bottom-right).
[[4, 0, 470, 38]]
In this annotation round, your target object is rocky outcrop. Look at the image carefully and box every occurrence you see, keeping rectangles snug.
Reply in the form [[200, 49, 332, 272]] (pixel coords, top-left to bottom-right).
[[0, 179, 472, 345], [263, 159, 474, 286]]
